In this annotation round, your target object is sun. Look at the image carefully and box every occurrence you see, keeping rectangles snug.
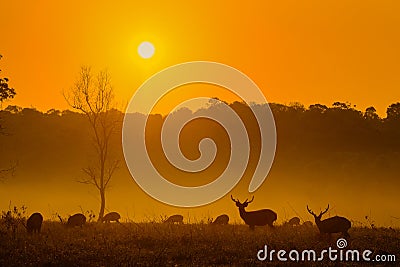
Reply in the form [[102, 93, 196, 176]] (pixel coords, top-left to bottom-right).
[[138, 41, 155, 59]]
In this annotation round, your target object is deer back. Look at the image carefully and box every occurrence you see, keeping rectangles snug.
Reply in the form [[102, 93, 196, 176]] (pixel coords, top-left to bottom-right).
[[67, 213, 86, 227], [212, 214, 229, 225], [317, 216, 351, 233], [102, 212, 120, 222]]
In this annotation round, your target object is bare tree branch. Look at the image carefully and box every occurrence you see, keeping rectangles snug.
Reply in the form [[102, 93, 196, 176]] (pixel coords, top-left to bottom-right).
[[0, 161, 17, 182], [105, 160, 119, 188]]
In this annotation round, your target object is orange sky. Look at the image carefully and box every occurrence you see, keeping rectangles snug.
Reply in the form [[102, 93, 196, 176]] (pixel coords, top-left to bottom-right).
[[1, 1, 400, 116]]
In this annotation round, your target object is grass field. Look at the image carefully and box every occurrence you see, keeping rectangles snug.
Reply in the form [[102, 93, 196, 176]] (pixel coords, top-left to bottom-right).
[[0, 221, 398, 266]]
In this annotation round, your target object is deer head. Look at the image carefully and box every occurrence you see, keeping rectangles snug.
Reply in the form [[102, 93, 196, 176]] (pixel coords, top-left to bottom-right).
[[307, 204, 329, 222], [231, 195, 254, 210]]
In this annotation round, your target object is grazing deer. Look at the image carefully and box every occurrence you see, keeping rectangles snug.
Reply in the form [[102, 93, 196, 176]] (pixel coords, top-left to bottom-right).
[[211, 214, 229, 225], [307, 205, 351, 238], [67, 213, 86, 227], [101, 212, 120, 223], [284, 216, 300, 227], [231, 195, 277, 230], [27, 213, 43, 234], [58, 213, 86, 227], [164, 214, 183, 224]]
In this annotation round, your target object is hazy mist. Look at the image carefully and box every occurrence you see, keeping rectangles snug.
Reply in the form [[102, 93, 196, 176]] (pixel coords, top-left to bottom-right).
[[0, 102, 399, 226]]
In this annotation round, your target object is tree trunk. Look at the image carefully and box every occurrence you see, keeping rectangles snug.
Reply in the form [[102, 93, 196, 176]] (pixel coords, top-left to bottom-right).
[[98, 189, 106, 222]]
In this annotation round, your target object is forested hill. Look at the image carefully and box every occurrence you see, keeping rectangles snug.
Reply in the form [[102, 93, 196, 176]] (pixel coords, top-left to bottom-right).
[[0, 101, 399, 226]]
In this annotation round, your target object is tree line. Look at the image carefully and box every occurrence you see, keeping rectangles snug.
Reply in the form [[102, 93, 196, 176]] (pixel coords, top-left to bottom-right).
[[2, 99, 400, 163]]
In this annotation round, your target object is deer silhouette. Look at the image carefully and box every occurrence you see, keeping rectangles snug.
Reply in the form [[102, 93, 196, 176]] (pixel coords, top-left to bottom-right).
[[67, 213, 86, 227], [211, 214, 229, 225], [101, 212, 120, 223], [307, 205, 351, 238], [58, 213, 86, 228], [27, 213, 43, 234], [163, 214, 183, 224], [231, 195, 277, 230], [283, 216, 300, 227]]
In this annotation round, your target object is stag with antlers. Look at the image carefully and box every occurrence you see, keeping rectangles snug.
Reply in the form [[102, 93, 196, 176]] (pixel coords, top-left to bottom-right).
[[231, 195, 277, 230], [307, 205, 351, 238]]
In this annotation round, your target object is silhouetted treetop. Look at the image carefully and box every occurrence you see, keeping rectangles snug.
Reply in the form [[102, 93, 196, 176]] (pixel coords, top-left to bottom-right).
[[0, 55, 16, 105], [386, 102, 400, 121]]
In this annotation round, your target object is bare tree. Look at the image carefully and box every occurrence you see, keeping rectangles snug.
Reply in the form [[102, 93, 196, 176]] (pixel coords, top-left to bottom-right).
[[64, 66, 120, 221]]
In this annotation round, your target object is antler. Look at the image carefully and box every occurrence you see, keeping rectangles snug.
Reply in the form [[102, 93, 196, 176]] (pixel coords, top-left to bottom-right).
[[231, 195, 239, 203], [320, 204, 329, 216], [306, 205, 316, 216], [245, 196, 254, 204]]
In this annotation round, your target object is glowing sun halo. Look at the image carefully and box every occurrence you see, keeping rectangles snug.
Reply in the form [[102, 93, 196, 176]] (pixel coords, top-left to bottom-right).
[[138, 41, 155, 59]]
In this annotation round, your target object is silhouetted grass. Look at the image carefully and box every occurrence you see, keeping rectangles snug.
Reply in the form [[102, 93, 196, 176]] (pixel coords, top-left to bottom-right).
[[0, 222, 398, 266]]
